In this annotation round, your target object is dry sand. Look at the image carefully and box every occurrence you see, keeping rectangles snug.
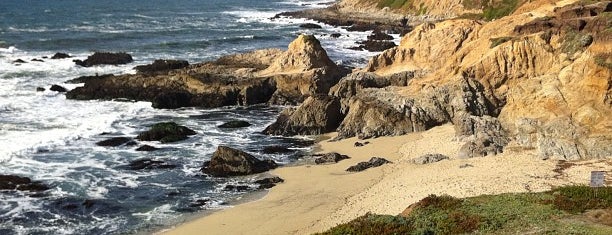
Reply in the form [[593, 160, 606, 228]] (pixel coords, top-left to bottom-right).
[[161, 124, 612, 235]]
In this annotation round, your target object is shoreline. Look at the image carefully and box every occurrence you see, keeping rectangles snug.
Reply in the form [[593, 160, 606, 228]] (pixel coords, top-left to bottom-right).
[[161, 124, 612, 234]]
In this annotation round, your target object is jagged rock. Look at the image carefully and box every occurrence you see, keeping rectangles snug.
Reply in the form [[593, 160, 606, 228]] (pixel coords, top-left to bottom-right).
[[218, 120, 251, 128], [224, 185, 250, 191], [51, 52, 71, 59], [299, 23, 322, 29], [135, 145, 159, 151], [330, 33, 342, 38], [13, 59, 26, 64], [50, 85, 67, 92], [413, 154, 450, 164], [74, 52, 133, 67], [262, 146, 294, 154], [0, 175, 49, 192], [314, 152, 350, 164], [31, 58, 44, 62], [136, 122, 196, 143], [96, 137, 132, 147], [264, 94, 343, 136], [134, 59, 189, 74], [65, 74, 114, 84], [255, 176, 284, 189], [351, 40, 397, 52], [201, 146, 278, 177], [36, 87, 45, 92], [367, 30, 394, 41], [455, 114, 509, 158], [151, 91, 193, 109], [127, 158, 176, 170], [346, 157, 391, 172]]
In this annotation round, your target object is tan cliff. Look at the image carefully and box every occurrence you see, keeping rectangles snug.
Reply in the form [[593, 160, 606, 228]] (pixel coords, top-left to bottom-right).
[[364, 0, 612, 159]]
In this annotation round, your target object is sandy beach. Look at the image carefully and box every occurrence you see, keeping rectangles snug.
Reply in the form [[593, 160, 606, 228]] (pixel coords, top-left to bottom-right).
[[163, 124, 612, 235]]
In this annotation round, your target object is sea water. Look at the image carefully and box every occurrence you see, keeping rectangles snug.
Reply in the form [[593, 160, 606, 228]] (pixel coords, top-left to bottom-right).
[[0, 0, 388, 234]]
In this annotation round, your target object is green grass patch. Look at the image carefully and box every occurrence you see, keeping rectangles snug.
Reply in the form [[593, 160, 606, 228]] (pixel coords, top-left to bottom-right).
[[461, 0, 523, 21], [490, 36, 514, 48], [377, 0, 411, 9], [594, 53, 612, 70], [318, 186, 612, 235], [561, 31, 593, 55]]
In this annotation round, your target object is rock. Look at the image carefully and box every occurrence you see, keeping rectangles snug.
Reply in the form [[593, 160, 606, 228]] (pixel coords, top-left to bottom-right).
[[65, 74, 114, 84], [189, 198, 211, 207], [412, 154, 449, 164], [74, 52, 133, 67], [127, 158, 176, 170], [136, 122, 196, 143], [263, 94, 343, 136], [299, 23, 322, 29], [262, 146, 294, 154], [255, 176, 284, 189], [201, 146, 278, 177], [0, 175, 49, 192], [151, 91, 193, 109], [49, 85, 68, 92], [36, 87, 45, 92], [95, 137, 133, 147], [455, 114, 509, 158], [330, 33, 342, 38], [459, 164, 473, 168], [31, 58, 44, 62], [135, 145, 159, 151], [13, 59, 26, 64], [134, 59, 189, 74], [360, 40, 397, 52], [346, 157, 391, 172], [314, 152, 350, 164], [367, 30, 394, 40], [224, 185, 250, 191], [218, 120, 251, 128], [51, 52, 71, 59]]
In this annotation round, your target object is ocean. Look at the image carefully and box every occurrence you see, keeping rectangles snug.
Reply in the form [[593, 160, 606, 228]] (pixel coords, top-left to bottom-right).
[[0, 0, 386, 234]]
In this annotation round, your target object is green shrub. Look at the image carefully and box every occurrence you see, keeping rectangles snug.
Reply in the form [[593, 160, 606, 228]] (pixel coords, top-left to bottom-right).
[[550, 185, 612, 213], [490, 36, 514, 48], [594, 53, 612, 70]]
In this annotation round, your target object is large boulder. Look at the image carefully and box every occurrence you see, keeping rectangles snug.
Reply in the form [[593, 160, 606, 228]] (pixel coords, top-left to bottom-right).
[[0, 175, 49, 192], [201, 146, 278, 177], [313, 152, 350, 164], [455, 114, 509, 159], [74, 52, 133, 67], [96, 137, 133, 147], [136, 122, 196, 143], [263, 94, 343, 136]]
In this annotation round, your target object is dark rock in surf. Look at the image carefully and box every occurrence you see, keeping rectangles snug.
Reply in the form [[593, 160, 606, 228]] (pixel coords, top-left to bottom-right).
[[136, 122, 196, 143], [13, 59, 26, 64], [300, 23, 322, 29], [127, 158, 177, 170], [0, 175, 49, 192], [262, 146, 294, 154], [218, 120, 251, 129], [255, 176, 284, 189], [135, 145, 159, 151], [367, 30, 394, 40], [50, 85, 68, 92], [31, 58, 44, 62], [36, 87, 45, 92], [74, 52, 133, 67], [51, 52, 71, 59], [96, 137, 133, 147], [65, 74, 114, 84], [201, 146, 278, 177]]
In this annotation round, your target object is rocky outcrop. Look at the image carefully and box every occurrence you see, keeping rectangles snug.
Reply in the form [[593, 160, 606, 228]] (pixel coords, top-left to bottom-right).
[[50, 85, 67, 92], [66, 35, 347, 109], [201, 146, 278, 177], [136, 122, 196, 143], [346, 157, 391, 172], [135, 145, 159, 151], [74, 52, 133, 67], [134, 59, 189, 74], [263, 94, 343, 136], [0, 175, 49, 192], [454, 114, 509, 158], [255, 177, 284, 189], [412, 154, 449, 164]]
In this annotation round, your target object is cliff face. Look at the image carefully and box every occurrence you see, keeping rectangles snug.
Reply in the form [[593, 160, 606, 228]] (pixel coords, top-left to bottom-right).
[[363, 0, 612, 159], [266, 0, 611, 159]]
